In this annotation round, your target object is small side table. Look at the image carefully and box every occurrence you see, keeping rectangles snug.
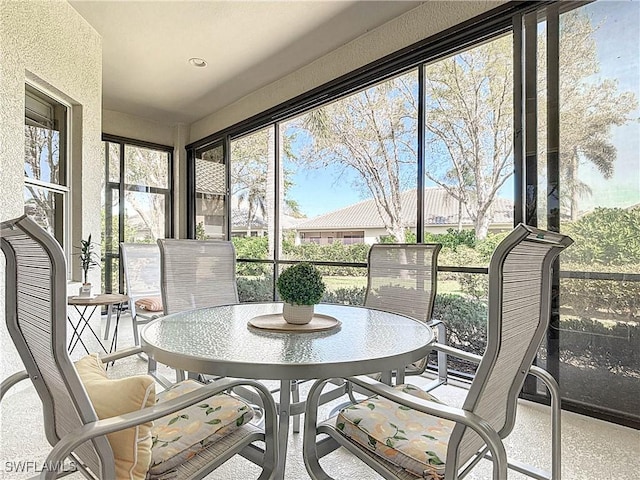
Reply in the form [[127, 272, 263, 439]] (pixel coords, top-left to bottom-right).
[[67, 293, 129, 356]]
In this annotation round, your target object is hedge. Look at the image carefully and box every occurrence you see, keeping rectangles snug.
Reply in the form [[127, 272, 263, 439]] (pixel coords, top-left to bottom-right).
[[235, 276, 637, 373]]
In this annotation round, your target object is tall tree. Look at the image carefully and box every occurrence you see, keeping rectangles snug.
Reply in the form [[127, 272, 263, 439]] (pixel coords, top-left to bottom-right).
[[298, 71, 418, 242], [424, 36, 514, 239], [255, 6, 635, 242], [231, 130, 271, 236], [538, 9, 638, 220], [123, 146, 170, 241], [231, 128, 301, 260]]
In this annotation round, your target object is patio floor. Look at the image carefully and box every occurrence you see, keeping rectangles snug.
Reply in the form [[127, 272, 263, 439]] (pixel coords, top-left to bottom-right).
[[1, 311, 638, 479]]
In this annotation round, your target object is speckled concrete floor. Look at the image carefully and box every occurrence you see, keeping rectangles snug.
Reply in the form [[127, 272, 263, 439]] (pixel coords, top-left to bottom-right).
[[1, 312, 638, 479]]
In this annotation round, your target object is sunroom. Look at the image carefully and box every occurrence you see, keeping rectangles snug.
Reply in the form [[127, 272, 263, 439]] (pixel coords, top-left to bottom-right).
[[1, 1, 638, 479]]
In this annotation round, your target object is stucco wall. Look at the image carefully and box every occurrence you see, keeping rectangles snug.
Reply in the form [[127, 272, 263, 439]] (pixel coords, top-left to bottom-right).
[[103, 109, 175, 146], [1, 0, 102, 259], [189, 0, 506, 142], [0, 0, 102, 378]]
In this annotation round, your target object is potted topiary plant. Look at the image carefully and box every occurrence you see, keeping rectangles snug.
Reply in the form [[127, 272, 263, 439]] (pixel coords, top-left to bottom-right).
[[277, 262, 325, 324], [77, 234, 100, 297]]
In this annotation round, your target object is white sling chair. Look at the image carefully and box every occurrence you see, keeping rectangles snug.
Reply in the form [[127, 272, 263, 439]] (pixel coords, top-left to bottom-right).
[[364, 243, 445, 387], [303, 224, 572, 480], [0, 216, 278, 480], [119, 242, 163, 346]]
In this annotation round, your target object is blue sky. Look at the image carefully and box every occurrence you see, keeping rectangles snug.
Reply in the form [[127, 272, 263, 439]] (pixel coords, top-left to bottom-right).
[[286, 1, 639, 219], [578, 0, 640, 211]]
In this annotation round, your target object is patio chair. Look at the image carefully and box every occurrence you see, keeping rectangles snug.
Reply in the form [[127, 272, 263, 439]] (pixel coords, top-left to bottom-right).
[[157, 238, 239, 315], [0, 215, 278, 480], [156, 238, 239, 384], [303, 223, 572, 480], [119, 242, 163, 346], [364, 243, 445, 387]]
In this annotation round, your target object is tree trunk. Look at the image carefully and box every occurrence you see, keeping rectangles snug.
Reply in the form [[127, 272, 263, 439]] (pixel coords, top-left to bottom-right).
[[570, 148, 579, 222], [391, 224, 406, 243], [475, 211, 490, 240]]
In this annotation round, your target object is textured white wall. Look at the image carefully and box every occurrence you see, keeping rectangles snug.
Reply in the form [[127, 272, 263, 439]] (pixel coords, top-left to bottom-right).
[[189, 0, 506, 142], [103, 109, 175, 146], [0, 0, 102, 378], [1, 0, 102, 262]]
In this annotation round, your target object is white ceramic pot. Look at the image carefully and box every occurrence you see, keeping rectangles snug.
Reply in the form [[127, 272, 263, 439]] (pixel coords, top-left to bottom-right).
[[78, 283, 93, 297], [282, 303, 314, 325]]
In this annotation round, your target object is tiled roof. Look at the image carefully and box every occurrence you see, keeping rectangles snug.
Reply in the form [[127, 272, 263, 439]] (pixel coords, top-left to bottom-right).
[[294, 188, 513, 230], [195, 158, 225, 194], [231, 197, 304, 230]]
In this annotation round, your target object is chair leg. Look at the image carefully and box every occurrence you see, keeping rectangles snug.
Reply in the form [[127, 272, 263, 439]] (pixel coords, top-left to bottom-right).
[[435, 321, 448, 385], [131, 314, 140, 346], [530, 366, 562, 480], [130, 301, 141, 347]]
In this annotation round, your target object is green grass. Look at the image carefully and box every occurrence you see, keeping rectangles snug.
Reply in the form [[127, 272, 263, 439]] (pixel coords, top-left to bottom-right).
[[322, 276, 464, 295], [323, 276, 367, 290]]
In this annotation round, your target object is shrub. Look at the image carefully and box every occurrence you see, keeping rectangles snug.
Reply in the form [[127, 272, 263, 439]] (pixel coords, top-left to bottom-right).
[[432, 293, 488, 356], [322, 286, 366, 305], [280, 241, 369, 276], [562, 207, 640, 266], [237, 276, 273, 303], [559, 316, 638, 371], [424, 228, 476, 250], [277, 263, 326, 305], [561, 274, 640, 321], [232, 236, 270, 276]]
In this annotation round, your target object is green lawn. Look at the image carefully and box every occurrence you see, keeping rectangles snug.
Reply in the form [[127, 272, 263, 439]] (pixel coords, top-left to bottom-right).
[[323, 276, 367, 290], [323, 276, 463, 295]]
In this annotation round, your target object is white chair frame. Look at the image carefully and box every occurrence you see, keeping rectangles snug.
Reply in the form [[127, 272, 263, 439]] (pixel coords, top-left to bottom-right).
[[0, 216, 278, 480], [303, 224, 572, 480]]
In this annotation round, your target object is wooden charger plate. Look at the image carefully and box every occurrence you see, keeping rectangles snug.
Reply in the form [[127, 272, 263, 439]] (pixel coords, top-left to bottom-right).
[[248, 313, 341, 333]]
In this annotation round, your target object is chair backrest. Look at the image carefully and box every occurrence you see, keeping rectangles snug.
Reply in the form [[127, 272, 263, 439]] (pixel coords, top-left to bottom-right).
[[447, 224, 573, 470], [1, 215, 115, 478], [157, 239, 239, 315], [120, 242, 161, 313], [364, 243, 441, 324]]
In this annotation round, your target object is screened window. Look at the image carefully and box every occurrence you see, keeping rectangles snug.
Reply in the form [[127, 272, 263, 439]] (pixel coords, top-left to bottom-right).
[[102, 136, 173, 293], [186, 0, 640, 428], [195, 143, 226, 240]]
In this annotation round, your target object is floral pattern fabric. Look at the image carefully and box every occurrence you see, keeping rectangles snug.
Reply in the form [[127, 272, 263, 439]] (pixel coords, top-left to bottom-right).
[[336, 383, 454, 479], [148, 380, 254, 477]]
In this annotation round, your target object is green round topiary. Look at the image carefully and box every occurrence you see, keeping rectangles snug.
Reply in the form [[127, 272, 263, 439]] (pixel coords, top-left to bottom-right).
[[277, 263, 326, 305]]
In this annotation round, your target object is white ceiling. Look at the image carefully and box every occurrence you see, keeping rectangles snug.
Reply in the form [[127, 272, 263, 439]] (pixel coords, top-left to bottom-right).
[[69, 1, 422, 125]]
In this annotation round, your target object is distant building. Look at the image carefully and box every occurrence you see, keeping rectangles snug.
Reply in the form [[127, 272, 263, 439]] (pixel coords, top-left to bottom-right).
[[230, 196, 303, 238], [292, 188, 513, 245]]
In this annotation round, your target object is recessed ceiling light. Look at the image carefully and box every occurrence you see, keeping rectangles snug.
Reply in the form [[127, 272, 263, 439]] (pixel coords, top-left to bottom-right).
[[188, 57, 208, 68]]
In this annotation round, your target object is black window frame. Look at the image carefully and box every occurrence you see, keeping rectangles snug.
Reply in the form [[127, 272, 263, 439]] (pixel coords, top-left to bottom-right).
[[186, 0, 639, 429], [102, 134, 174, 294]]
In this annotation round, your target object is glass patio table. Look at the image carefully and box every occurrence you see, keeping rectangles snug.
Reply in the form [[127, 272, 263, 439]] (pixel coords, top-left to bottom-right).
[[141, 302, 435, 479]]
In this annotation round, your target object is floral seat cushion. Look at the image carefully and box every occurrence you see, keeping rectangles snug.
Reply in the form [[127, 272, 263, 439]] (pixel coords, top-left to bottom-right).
[[336, 383, 454, 479], [148, 379, 254, 477]]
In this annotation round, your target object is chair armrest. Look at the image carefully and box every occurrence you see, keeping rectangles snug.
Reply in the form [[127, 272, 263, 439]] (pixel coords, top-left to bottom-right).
[[0, 370, 30, 402], [40, 377, 279, 480], [430, 342, 483, 364], [136, 311, 163, 322], [98, 346, 144, 364]]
